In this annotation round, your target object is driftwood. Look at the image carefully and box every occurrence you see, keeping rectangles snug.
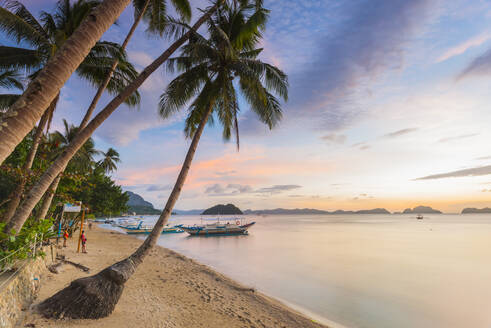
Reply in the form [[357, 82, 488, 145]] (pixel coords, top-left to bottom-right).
[[63, 260, 90, 272], [48, 257, 90, 274]]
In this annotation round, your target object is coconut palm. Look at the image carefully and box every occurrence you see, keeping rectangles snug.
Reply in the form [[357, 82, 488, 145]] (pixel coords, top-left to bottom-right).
[[37, 1, 286, 319], [0, 69, 23, 111], [0, 0, 140, 223], [0, 0, 132, 165], [36, 0, 192, 224], [5, 0, 223, 236], [78, 0, 192, 128], [33, 120, 102, 221], [97, 148, 120, 173]]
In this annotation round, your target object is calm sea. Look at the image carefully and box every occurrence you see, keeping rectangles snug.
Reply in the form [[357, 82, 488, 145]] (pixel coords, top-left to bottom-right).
[[105, 214, 491, 328]]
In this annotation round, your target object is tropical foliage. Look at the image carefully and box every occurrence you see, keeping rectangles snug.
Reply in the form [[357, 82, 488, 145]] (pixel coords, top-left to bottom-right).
[[0, 120, 128, 221]]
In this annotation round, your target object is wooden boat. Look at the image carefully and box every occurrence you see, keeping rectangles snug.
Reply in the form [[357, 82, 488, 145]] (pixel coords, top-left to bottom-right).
[[416, 214, 424, 220], [123, 221, 184, 234], [181, 220, 256, 236]]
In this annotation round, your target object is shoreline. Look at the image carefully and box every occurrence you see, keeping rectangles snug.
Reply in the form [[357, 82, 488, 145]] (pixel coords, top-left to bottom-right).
[[20, 224, 328, 328]]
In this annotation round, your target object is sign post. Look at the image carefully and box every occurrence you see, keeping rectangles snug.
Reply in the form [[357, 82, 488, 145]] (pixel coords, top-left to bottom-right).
[[77, 206, 86, 253]]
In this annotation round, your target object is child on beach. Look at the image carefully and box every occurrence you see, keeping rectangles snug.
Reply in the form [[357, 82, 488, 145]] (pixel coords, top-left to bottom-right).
[[63, 230, 69, 247], [81, 230, 87, 253]]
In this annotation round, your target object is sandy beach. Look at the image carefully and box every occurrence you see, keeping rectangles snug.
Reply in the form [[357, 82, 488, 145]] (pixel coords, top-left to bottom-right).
[[19, 224, 327, 328]]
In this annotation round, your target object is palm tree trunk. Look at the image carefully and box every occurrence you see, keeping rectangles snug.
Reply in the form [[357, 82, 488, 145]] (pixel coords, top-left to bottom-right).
[[4, 4, 219, 236], [1, 95, 59, 224], [79, 0, 151, 129], [0, 0, 131, 165], [38, 103, 213, 319], [32, 2, 152, 225], [35, 174, 61, 222]]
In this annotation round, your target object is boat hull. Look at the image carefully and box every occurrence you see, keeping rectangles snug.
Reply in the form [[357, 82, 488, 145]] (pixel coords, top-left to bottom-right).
[[126, 228, 184, 235], [181, 222, 255, 236]]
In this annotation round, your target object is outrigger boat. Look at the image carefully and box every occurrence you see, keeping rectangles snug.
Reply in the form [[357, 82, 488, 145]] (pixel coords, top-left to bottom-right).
[[181, 219, 256, 236], [121, 221, 184, 234]]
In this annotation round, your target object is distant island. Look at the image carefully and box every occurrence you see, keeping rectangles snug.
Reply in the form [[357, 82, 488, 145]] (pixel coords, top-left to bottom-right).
[[243, 208, 390, 215], [402, 206, 442, 214], [202, 204, 243, 215], [173, 209, 204, 215], [126, 191, 161, 215], [461, 207, 491, 214]]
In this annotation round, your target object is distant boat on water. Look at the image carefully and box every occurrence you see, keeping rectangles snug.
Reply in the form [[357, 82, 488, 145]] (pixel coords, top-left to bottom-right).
[[181, 218, 255, 236], [121, 221, 184, 234], [416, 214, 424, 220]]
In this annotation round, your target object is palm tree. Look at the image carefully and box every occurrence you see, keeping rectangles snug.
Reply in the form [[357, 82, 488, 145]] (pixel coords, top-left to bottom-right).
[[78, 0, 192, 128], [0, 0, 139, 223], [34, 0, 192, 224], [97, 148, 120, 173], [0, 69, 23, 111], [34, 120, 102, 221], [5, 0, 223, 236], [37, 1, 286, 319], [0, 0, 132, 165]]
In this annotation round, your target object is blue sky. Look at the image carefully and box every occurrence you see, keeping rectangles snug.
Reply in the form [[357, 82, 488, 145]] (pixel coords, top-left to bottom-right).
[[6, 0, 491, 212]]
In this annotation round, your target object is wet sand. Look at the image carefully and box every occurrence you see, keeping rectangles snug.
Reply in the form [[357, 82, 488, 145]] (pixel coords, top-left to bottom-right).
[[20, 224, 327, 328]]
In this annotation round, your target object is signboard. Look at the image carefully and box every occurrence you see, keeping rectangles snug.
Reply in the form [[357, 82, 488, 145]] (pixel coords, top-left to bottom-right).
[[64, 203, 81, 213]]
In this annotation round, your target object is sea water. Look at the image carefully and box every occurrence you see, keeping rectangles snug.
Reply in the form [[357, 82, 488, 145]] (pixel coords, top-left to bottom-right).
[[109, 214, 491, 328]]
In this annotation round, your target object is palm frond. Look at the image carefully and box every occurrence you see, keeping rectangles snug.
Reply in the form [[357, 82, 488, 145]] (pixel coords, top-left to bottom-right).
[[0, 69, 23, 90], [0, 46, 44, 72], [0, 93, 19, 111], [0, 3, 50, 49], [159, 63, 210, 119], [170, 0, 191, 22]]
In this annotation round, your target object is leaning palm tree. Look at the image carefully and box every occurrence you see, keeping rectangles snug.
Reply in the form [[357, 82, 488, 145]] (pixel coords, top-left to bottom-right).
[[0, 0, 140, 223], [97, 148, 120, 173], [0, 69, 23, 111], [78, 0, 192, 129], [37, 1, 286, 319], [34, 120, 101, 221], [5, 0, 223, 235], [27, 0, 191, 224], [0, 0, 133, 164]]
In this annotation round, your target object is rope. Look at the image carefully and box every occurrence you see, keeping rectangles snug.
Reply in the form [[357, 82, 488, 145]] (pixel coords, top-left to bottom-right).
[[0, 233, 44, 263], [0, 260, 29, 290]]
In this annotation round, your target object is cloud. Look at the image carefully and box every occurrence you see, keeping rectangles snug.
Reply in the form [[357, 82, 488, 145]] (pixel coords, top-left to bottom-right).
[[382, 128, 419, 138], [476, 155, 491, 160], [146, 184, 172, 192], [290, 0, 433, 130], [128, 51, 154, 68], [204, 183, 302, 196], [256, 184, 302, 194], [416, 165, 491, 180], [482, 189, 491, 192], [438, 133, 479, 143], [437, 32, 491, 63], [457, 47, 491, 80], [351, 142, 370, 150], [214, 170, 237, 177], [321, 133, 347, 144], [204, 183, 253, 196], [352, 193, 374, 201]]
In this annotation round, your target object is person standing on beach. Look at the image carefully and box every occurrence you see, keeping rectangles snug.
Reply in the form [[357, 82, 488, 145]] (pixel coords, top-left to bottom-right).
[[81, 230, 87, 253], [63, 230, 69, 248]]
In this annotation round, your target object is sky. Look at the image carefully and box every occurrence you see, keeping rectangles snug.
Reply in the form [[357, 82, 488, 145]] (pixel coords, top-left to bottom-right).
[[5, 0, 491, 213]]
